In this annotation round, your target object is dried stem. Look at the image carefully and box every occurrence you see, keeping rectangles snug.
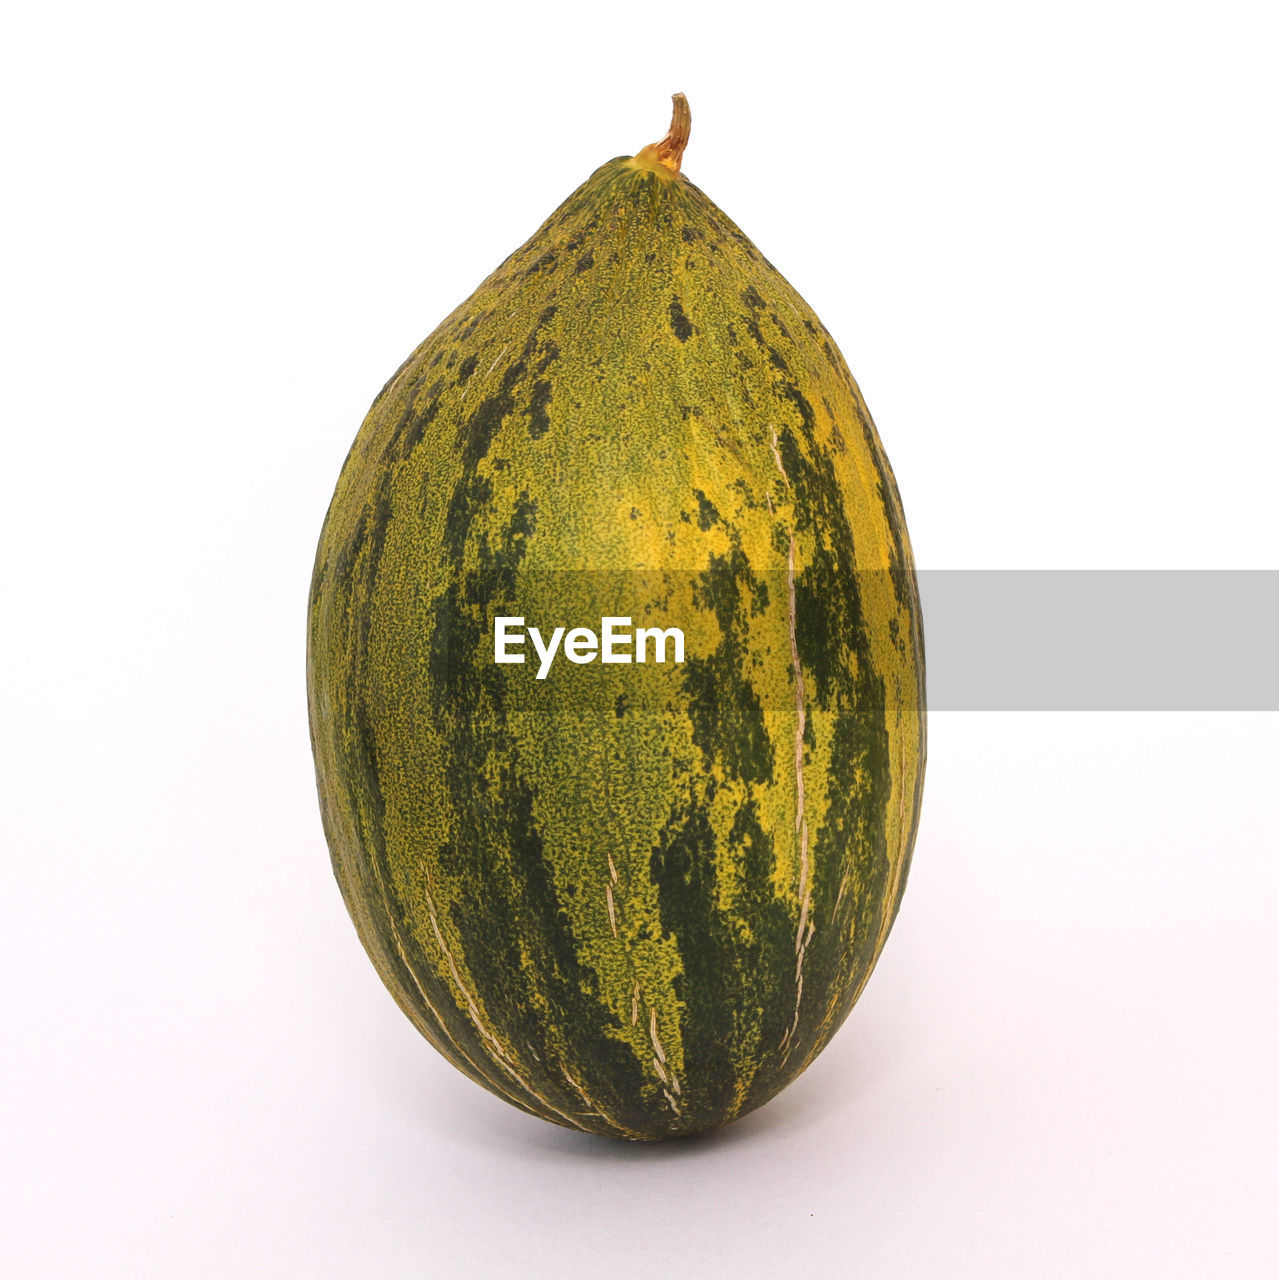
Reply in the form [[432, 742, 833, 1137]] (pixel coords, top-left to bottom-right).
[[634, 93, 691, 174]]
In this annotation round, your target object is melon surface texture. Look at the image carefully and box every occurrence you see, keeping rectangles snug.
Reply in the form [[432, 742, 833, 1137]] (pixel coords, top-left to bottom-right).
[[307, 97, 926, 1139]]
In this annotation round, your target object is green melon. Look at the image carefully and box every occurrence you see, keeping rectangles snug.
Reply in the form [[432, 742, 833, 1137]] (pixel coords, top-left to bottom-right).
[[307, 95, 925, 1139]]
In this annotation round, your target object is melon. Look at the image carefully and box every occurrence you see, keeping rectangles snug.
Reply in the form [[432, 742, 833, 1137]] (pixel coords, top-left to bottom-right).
[[307, 95, 925, 1139]]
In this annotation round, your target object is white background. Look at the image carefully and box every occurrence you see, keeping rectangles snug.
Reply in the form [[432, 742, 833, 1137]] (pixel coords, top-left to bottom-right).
[[3, 2, 1277, 1276]]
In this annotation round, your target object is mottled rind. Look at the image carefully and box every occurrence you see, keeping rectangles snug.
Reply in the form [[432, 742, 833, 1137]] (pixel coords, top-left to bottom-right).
[[307, 152, 926, 1139]]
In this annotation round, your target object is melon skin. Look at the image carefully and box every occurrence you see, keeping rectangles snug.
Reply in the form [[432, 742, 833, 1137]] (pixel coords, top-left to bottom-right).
[[307, 150, 925, 1139]]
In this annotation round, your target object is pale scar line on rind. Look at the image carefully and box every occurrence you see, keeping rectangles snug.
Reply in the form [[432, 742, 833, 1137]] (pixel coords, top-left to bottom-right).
[[560, 1064, 640, 1139], [831, 871, 849, 924], [648, 1005, 683, 1115], [605, 851, 620, 936], [769, 425, 790, 487], [458, 335, 510, 404], [485, 342, 511, 379], [599, 746, 676, 1120], [608, 833, 676, 1117], [421, 882, 589, 1132], [331, 822, 534, 1116], [772, 426, 812, 1058]]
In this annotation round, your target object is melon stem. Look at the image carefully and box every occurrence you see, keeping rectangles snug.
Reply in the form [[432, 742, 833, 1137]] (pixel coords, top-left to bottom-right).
[[635, 93, 691, 174]]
